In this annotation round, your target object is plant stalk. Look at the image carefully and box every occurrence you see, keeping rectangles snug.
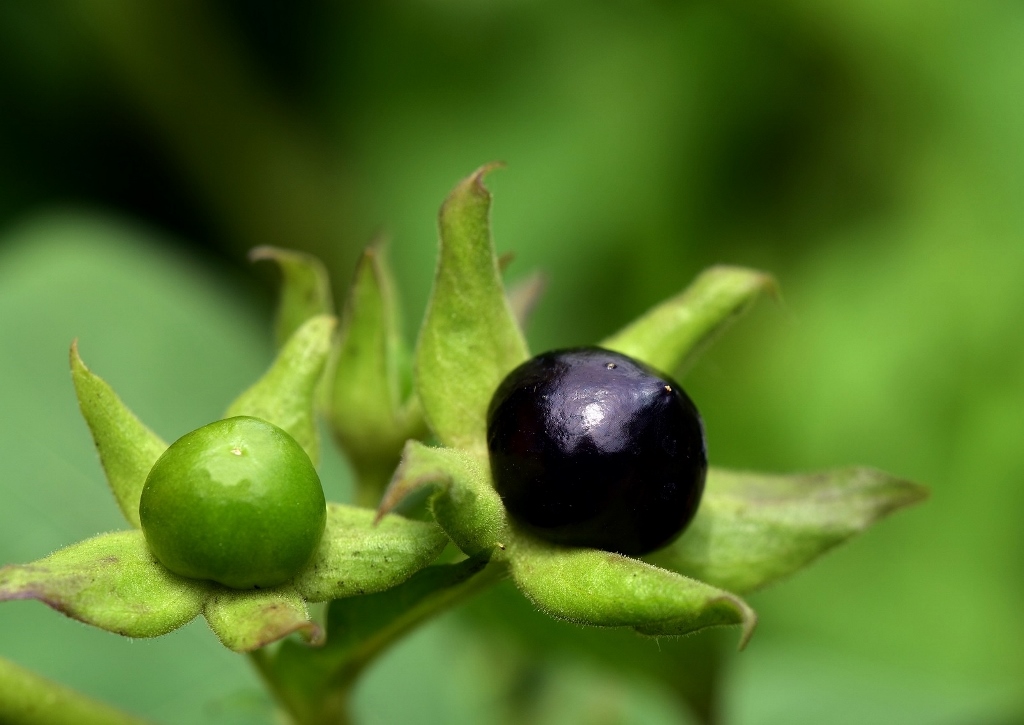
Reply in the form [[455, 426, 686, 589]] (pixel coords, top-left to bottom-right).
[[254, 559, 507, 725]]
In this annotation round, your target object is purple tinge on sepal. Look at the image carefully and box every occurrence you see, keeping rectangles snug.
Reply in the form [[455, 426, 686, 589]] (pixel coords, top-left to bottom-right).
[[204, 587, 324, 652], [0, 530, 209, 638]]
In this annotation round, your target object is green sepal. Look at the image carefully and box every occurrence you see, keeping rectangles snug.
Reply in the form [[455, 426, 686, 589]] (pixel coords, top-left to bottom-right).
[[601, 266, 776, 376], [646, 467, 928, 594], [293, 503, 448, 602], [225, 314, 336, 465], [378, 441, 508, 557], [415, 163, 529, 453], [508, 533, 756, 648], [204, 587, 323, 653], [0, 530, 209, 638], [250, 246, 334, 349], [330, 246, 425, 502], [70, 342, 168, 528]]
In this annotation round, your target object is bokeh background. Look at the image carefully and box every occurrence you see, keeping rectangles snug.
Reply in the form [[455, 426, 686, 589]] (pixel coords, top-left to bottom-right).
[[2, 2, 1023, 723]]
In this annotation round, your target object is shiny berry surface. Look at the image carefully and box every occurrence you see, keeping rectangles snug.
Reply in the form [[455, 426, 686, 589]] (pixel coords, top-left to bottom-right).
[[486, 347, 707, 556], [140, 416, 326, 589]]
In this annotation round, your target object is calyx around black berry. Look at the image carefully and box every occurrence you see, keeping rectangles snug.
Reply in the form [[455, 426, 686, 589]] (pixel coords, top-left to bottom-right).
[[486, 346, 707, 556]]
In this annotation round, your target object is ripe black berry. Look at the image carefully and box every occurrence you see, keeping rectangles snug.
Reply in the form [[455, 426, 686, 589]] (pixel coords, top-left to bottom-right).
[[486, 347, 707, 556]]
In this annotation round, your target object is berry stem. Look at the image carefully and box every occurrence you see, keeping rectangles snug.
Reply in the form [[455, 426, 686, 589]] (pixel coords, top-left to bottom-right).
[[252, 560, 508, 725], [248, 648, 325, 725]]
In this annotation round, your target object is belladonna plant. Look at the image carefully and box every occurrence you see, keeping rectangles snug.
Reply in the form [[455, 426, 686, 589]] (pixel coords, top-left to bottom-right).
[[0, 164, 926, 725]]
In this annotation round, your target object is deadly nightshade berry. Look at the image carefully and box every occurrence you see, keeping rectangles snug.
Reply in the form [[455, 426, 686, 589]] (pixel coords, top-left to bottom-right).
[[486, 347, 707, 556], [139, 416, 327, 589]]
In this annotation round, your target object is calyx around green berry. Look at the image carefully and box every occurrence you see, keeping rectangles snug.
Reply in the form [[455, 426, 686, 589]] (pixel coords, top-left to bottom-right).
[[139, 416, 327, 589]]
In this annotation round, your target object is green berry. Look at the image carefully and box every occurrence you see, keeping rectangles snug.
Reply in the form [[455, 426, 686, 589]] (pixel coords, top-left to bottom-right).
[[139, 416, 326, 589]]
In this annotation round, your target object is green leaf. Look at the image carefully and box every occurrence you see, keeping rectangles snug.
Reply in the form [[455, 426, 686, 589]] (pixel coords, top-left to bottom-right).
[[250, 246, 334, 349], [204, 587, 323, 653], [70, 342, 168, 529], [293, 503, 448, 602], [601, 266, 776, 376], [508, 533, 756, 647], [646, 467, 929, 594], [330, 246, 425, 503], [0, 530, 208, 638], [378, 441, 508, 557], [415, 164, 529, 452], [225, 314, 336, 465]]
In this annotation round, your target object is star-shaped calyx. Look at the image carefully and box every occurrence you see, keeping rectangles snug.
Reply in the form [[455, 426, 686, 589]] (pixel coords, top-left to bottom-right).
[[371, 164, 927, 649], [0, 315, 447, 653]]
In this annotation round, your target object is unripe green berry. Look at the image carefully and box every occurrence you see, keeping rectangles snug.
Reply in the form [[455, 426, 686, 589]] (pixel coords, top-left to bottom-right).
[[139, 416, 326, 589]]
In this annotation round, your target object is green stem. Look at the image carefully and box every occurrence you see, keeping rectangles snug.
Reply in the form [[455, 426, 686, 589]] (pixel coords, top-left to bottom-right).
[[0, 656, 150, 725], [248, 649, 308, 725], [335, 560, 506, 684], [259, 559, 506, 725], [323, 563, 506, 725]]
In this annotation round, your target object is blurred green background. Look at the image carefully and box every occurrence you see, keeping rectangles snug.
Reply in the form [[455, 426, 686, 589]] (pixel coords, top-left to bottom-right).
[[1, 1, 1023, 723]]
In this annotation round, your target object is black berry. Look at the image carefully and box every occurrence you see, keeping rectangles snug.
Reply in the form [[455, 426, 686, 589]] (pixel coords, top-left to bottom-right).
[[486, 347, 707, 556]]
